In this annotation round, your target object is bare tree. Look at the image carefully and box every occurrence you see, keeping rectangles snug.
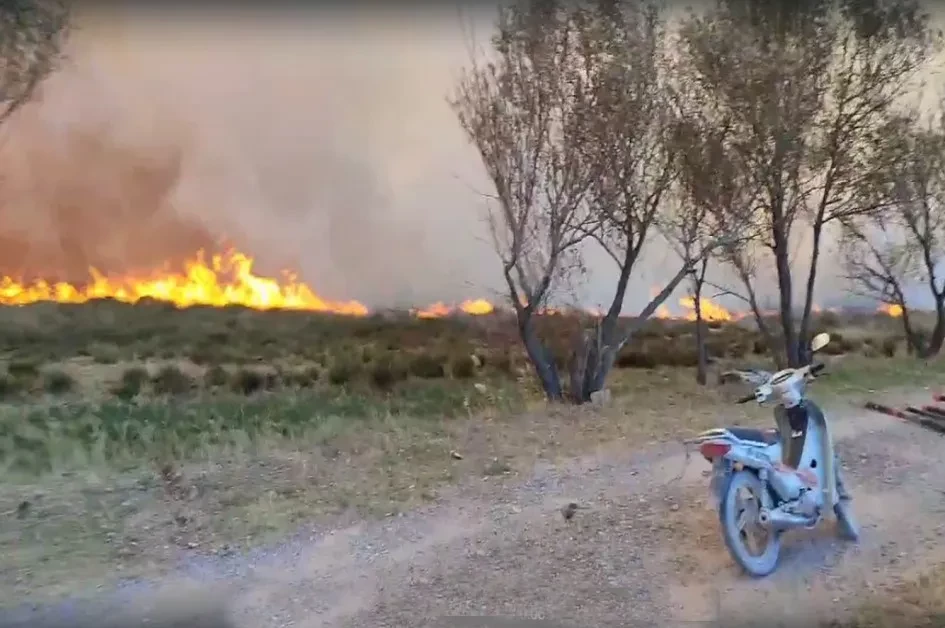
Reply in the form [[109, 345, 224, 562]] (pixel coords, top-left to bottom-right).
[[0, 0, 70, 126], [450, 1, 599, 400], [567, 0, 698, 403], [454, 0, 704, 403], [676, 0, 936, 367], [842, 110, 945, 356], [669, 106, 762, 380]]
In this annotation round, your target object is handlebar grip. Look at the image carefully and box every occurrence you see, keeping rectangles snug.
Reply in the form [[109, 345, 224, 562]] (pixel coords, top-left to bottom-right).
[[736, 394, 755, 404], [811, 362, 825, 375]]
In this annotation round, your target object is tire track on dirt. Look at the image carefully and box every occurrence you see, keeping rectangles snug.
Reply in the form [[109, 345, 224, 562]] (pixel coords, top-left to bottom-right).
[[6, 391, 944, 628], [224, 391, 945, 627]]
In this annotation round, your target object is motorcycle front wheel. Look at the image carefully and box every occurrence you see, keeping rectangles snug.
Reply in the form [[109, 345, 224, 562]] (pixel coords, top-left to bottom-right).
[[719, 470, 781, 577]]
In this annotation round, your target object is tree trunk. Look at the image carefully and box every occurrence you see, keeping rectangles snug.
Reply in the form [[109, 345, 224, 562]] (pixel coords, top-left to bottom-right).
[[772, 228, 800, 367], [922, 298, 945, 358], [575, 262, 692, 403], [518, 315, 563, 400], [797, 220, 824, 365], [693, 260, 709, 386], [899, 304, 920, 355]]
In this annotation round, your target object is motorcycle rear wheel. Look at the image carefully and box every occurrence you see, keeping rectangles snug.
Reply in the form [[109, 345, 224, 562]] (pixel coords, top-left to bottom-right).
[[834, 499, 860, 541], [719, 470, 781, 577]]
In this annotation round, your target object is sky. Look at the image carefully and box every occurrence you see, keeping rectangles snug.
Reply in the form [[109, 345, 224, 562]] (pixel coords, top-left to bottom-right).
[[0, 2, 942, 313]]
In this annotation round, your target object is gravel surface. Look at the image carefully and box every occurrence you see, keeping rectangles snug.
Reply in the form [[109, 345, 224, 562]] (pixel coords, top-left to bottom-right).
[[4, 390, 945, 628]]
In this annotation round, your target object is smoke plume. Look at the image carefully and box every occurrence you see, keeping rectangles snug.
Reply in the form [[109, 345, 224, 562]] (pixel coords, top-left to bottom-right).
[[0, 4, 942, 311]]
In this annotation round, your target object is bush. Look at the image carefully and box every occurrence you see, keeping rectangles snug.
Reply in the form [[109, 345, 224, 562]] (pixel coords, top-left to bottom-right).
[[283, 367, 320, 388], [152, 365, 194, 396], [262, 371, 282, 391], [232, 368, 265, 395], [204, 365, 230, 388], [7, 359, 39, 378], [881, 337, 899, 358], [89, 344, 121, 365], [491, 351, 514, 374], [819, 310, 841, 328], [187, 346, 216, 365], [616, 349, 657, 369], [370, 357, 407, 390], [0, 373, 22, 399], [659, 345, 700, 367], [450, 354, 477, 379], [328, 361, 361, 386], [42, 369, 75, 395], [752, 338, 768, 355], [409, 353, 446, 379], [113, 366, 149, 400]]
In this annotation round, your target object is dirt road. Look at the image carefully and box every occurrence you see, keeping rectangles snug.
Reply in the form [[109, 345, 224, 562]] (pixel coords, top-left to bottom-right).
[[8, 390, 945, 627]]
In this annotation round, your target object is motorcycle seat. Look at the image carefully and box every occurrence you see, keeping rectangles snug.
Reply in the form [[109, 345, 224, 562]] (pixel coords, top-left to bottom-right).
[[726, 426, 780, 445]]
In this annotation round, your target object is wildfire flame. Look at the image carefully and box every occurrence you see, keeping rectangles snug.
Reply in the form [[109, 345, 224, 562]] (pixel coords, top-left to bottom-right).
[[879, 303, 903, 318], [0, 248, 502, 318], [0, 249, 375, 314], [0, 251, 910, 321], [415, 299, 495, 318], [679, 296, 737, 322]]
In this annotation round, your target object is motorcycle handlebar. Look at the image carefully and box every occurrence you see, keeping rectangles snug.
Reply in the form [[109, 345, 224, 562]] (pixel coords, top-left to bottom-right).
[[810, 362, 825, 376], [736, 394, 756, 404]]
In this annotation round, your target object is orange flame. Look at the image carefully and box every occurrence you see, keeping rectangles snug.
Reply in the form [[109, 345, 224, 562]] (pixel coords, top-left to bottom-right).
[[0, 250, 505, 318], [679, 296, 735, 322], [0, 249, 372, 315], [879, 303, 903, 318], [415, 299, 495, 319]]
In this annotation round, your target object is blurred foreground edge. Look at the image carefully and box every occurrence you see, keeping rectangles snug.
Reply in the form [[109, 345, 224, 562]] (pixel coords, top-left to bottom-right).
[[0, 583, 236, 628]]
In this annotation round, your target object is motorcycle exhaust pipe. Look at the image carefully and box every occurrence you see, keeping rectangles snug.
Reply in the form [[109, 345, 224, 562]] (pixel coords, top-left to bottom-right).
[[758, 508, 816, 531]]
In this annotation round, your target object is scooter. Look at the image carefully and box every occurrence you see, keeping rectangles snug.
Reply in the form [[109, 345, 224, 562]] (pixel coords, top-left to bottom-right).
[[686, 332, 859, 578]]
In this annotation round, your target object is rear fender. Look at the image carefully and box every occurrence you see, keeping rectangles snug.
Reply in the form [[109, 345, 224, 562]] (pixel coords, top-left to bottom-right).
[[725, 445, 772, 470]]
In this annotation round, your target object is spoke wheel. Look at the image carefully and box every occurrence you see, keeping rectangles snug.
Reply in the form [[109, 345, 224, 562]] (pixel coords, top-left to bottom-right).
[[719, 470, 781, 577]]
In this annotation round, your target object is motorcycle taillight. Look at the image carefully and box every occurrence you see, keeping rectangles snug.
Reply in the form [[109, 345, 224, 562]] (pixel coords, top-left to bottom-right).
[[699, 441, 732, 459]]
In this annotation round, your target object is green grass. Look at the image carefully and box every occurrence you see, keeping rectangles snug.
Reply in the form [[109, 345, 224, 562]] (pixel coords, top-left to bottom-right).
[[0, 376, 526, 476]]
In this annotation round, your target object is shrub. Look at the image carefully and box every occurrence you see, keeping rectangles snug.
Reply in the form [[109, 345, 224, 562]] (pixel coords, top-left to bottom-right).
[[328, 361, 361, 386], [659, 345, 700, 367], [232, 368, 265, 395], [409, 353, 446, 379], [491, 351, 514, 374], [262, 371, 282, 391], [42, 369, 75, 395], [186, 346, 216, 365], [7, 359, 39, 378], [450, 354, 477, 379], [0, 373, 22, 399], [819, 310, 841, 328], [88, 344, 121, 365], [113, 366, 149, 400], [152, 365, 195, 396], [370, 357, 407, 390], [284, 367, 320, 388], [204, 365, 230, 388], [616, 349, 657, 369], [881, 337, 898, 358]]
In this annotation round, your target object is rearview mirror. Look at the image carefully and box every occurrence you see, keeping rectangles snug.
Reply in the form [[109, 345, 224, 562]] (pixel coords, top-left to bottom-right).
[[810, 332, 830, 353]]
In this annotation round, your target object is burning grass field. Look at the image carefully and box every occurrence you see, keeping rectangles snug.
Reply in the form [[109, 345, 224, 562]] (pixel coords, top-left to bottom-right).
[[0, 291, 943, 606]]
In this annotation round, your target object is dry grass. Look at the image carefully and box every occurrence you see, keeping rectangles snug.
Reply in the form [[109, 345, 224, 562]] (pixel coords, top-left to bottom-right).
[[0, 299, 939, 606]]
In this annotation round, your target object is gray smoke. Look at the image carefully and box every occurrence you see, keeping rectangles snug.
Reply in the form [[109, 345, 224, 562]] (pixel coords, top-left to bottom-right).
[[0, 4, 942, 312]]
